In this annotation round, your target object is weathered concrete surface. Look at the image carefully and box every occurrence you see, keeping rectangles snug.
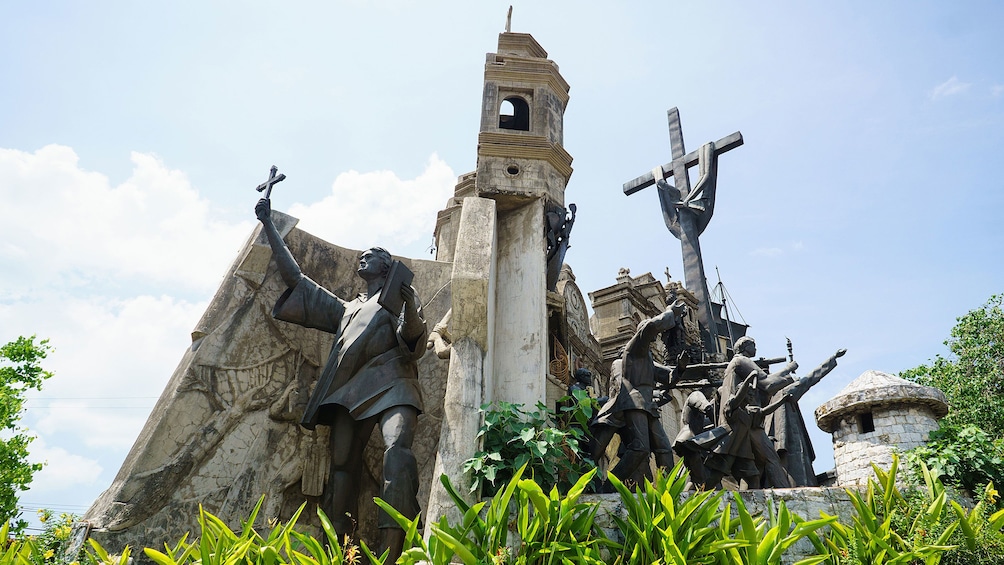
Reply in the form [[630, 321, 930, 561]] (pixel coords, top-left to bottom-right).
[[492, 198, 548, 408], [83, 214, 452, 555], [426, 197, 497, 534], [816, 370, 948, 432]]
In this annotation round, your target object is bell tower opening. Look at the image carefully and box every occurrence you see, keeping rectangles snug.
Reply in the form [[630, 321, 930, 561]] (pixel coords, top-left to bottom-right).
[[499, 96, 530, 131]]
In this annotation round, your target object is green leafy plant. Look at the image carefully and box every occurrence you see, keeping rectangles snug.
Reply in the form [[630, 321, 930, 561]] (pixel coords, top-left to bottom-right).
[[0, 336, 53, 533], [718, 496, 835, 565], [901, 294, 1004, 439], [936, 482, 1004, 565], [512, 467, 607, 564], [607, 461, 736, 564], [1, 521, 36, 565], [816, 454, 957, 565], [379, 463, 609, 565], [28, 510, 78, 565], [463, 398, 593, 496], [139, 496, 367, 565], [84, 539, 131, 565], [906, 424, 1004, 495]]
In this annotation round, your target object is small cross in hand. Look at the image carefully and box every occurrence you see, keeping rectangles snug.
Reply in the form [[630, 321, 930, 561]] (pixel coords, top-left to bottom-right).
[[255, 165, 286, 199]]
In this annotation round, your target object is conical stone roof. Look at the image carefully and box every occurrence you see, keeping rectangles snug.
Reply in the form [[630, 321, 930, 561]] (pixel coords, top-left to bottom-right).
[[814, 370, 948, 433]]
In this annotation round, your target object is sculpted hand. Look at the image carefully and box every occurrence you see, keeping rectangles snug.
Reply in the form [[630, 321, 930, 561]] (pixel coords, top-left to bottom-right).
[[401, 285, 422, 317], [747, 405, 762, 416], [401, 284, 416, 306], [787, 361, 799, 373], [676, 350, 690, 371], [256, 198, 272, 223], [657, 178, 683, 202], [836, 348, 847, 358]]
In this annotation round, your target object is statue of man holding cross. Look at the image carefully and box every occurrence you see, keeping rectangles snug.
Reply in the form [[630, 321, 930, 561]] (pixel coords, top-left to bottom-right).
[[253, 168, 427, 562]]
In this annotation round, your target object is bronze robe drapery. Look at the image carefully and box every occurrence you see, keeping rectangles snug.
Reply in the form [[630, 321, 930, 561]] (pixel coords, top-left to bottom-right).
[[273, 276, 426, 429]]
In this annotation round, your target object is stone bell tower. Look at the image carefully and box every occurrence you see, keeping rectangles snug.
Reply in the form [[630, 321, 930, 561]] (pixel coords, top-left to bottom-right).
[[475, 32, 572, 207], [476, 32, 573, 407], [432, 31, 573, 408], [427, 30, 573, 523]]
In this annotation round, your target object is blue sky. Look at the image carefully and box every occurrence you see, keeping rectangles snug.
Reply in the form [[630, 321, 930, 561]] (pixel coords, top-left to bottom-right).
[[2, 1, 1002, 528]]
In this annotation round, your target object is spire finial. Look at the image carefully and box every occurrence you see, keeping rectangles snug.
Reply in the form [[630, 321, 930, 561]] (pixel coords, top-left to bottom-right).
[[505, 6, 512, 33]]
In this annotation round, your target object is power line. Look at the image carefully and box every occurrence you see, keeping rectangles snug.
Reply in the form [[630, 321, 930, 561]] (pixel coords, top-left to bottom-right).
[[25, 405, 155, 409], [28, 396, 159, 400]]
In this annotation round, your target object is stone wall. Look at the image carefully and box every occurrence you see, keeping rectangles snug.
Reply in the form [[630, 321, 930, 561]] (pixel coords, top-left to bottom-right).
[[831, 404, 941, 486]]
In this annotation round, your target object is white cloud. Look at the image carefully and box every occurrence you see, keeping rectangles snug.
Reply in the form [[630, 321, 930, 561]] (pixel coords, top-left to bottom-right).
[[13, 293, 208, 449], [1, 145, 456, 520], [930, 76, 971, 100], [288, 154, 454, 253], [0, 145, 255, 298], [993, 85, 1004, 97], [750, 241, 804, 258], [26, 437, 103, 494], [35, 402, 150, 450]]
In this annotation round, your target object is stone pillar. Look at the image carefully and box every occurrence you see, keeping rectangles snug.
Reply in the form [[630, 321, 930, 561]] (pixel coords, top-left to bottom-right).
[[426, 197, 496, 533], [491, 199, 548, 407]]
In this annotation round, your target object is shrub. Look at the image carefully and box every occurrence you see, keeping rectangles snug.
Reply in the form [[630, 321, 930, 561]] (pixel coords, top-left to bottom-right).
[[379, 463, 609, 564], [814, 454, 958, 565], [29, 510, 78, 565], [906, 423, 1004, 496], [463, 395, 594, 496]]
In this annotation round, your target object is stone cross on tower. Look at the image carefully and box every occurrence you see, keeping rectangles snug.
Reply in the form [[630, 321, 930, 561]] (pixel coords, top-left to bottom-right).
[[623, 108, 742, 355]]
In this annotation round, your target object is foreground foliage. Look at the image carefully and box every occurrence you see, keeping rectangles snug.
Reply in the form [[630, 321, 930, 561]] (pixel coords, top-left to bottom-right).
[[379, 463, 608, 564], [8, 457, 1004, 565], [906, 424, 1004, 496], [0, 335, 53, 534], [463, 394, 595, 496], [815, 455, 957, 565], [29, 509, 79, 565]]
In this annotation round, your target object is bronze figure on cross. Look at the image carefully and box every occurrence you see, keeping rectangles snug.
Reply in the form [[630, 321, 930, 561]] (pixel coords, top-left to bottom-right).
[[623, 108, 742, 356]]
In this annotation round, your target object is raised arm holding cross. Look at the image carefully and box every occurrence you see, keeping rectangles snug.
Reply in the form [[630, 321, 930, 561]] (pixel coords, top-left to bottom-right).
[[623, 108, 743, 356]]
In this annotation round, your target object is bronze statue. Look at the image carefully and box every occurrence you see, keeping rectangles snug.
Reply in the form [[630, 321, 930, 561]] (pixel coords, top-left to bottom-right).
[[765, 347, 847, 486], [545, 203, 576, 291], [590, 301, 688, 485], [623, 109, 743, 354], [706, 336, 797, 489], [672, 380, 718, 490], [255, 197, 427, 562]]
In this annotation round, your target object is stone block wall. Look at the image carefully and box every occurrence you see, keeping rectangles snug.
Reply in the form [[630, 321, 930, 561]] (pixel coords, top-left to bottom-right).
[[831, 404, 941, 485]]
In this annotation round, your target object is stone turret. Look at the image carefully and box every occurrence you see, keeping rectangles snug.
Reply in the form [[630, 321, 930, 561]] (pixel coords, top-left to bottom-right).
[[815, 370, 948, 486]]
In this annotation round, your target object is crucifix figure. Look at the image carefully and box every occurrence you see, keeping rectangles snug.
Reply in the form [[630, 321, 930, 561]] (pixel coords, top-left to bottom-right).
[[623, 108, 743, 356]]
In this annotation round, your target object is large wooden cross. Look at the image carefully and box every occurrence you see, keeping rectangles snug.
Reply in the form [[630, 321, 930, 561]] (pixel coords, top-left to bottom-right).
[[623, 108, 743, 356]]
